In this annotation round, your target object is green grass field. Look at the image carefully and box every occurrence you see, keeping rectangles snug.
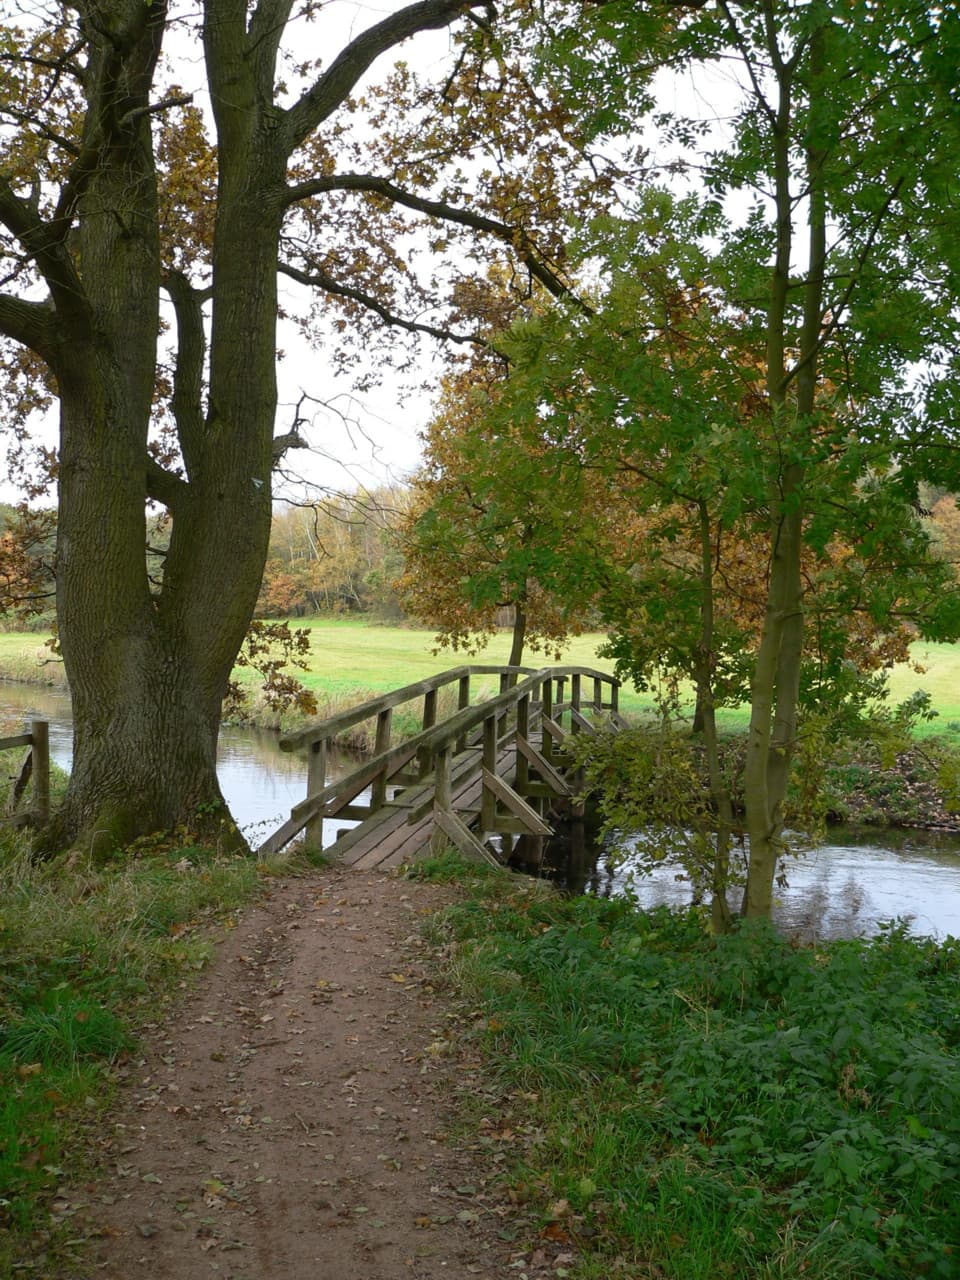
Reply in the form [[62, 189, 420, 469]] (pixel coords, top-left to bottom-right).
[[1, 620, 958, 732]]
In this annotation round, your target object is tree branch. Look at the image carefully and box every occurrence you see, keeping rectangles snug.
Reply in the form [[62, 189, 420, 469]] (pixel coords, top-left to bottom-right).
[[145, 456, 190, 511], [0, 175, 86, 321], [282, 173, 583, 307], [162, 269, 209, 481], [0, 293, 56, 355], [282, 0, 490, 148], [278, 259, 497, 350]]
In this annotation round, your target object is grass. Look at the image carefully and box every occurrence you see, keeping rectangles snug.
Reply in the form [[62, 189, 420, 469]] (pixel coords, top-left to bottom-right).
[[0, 828, 317, 1270], [417, 854, 960, 1280], [3, 618, 959, 733]]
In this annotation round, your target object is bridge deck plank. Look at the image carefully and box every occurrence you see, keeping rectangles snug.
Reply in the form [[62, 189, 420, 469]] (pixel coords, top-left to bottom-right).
[[339, 746, 515, 871]]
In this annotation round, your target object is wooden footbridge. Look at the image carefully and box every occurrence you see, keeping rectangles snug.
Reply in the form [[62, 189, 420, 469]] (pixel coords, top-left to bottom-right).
[[258, 665, 624, 871]]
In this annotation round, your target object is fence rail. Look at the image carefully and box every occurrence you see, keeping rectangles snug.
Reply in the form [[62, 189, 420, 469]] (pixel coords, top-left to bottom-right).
[[0, 719, 50, 826]]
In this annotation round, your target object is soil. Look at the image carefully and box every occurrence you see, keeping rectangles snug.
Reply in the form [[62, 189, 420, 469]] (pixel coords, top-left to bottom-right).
[[54, 866, 576, 1280]]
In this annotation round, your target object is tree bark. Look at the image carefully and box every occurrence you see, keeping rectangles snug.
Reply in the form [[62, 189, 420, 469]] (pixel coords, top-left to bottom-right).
[[742, 23, 827, 917]]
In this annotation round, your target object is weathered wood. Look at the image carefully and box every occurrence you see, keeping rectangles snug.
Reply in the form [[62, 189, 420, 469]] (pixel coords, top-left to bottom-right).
[[262, 665, 621, 865], [371, 709, 393, 807], [541, 715, 567, 744], [281, 664, 536, 753], [304, 738, 327, 847], [570, 707, 598, 734], [516, 734, 572, 796], [31, 720, 49, 823], [435, 808, 500, 866], [0, 732, 33, 750], [6, 750, 32, 816], [481, 767, 553, 836]]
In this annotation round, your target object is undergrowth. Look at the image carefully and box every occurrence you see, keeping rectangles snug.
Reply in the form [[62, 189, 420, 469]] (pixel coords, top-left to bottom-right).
[[0, 831, 296, 1268], [427, 858, 960, 1279]]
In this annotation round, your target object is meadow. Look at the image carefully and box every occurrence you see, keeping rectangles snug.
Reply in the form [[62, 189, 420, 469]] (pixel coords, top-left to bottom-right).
[[2, 619, 959, 735]]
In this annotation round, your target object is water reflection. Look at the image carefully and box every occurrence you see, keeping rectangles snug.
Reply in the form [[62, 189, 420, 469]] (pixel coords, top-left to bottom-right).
[[537, 824, 960, 941]]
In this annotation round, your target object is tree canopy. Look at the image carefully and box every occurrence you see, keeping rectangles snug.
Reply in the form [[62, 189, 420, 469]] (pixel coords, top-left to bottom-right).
[[0, 0, 610, 852]]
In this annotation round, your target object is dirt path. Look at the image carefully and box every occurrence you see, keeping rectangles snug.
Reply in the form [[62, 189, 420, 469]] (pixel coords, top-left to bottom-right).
[[64, 866, 570, 1280]]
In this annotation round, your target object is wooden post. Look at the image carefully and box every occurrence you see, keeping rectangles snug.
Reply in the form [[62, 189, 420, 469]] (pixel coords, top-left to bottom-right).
[[497, 671, 510, 740], [458, 675, 471, 710], [304, 738, 327, 847], [456, 675, 470, 752], [372, 709, 392, 807], [516, 693, 530, 793], [593, 676, 603, 712], [423, 688, 438, 730], [610, 679, 619, 716], [431, 745, 452, 854], [30, 719, 49, 824], [571, 674, 582, 735], [481, 712, 497, 832], [555, 676, 566, 732], [541, 677, 554, 764]]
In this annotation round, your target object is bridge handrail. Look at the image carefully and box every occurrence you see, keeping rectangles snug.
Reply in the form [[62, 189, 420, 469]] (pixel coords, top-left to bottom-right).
[[260, 666, 621, 856], [415, 665, 617, 754], [279, 664, 537, 752], [286, 665, 619, 823]]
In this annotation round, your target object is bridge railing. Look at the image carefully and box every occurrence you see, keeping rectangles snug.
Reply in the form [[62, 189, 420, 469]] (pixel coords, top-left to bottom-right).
[[260, 665, 620, 856], [0, 719, 50, 827]]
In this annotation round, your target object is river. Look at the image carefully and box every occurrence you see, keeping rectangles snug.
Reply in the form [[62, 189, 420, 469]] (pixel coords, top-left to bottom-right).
[[3, 682, 960, 940]]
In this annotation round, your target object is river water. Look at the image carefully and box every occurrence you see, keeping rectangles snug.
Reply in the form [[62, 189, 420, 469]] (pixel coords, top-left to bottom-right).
[[4, 682, 960, 940]]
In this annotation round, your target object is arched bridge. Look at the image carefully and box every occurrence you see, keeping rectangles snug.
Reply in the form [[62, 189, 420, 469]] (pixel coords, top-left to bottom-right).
[[258, 665, 625, 872]]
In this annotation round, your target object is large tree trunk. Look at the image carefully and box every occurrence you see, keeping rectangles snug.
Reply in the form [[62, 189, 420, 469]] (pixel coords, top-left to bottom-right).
[[2, 0, 485, 856], [42, 0, 278, 853]]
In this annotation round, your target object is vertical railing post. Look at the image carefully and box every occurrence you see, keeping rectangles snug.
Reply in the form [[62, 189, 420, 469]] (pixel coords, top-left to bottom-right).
[[458, 674, 471, 710], [481, 712, 497, 832], [304, 737, 327, 847], [431, 745, 452, 854], [610, 678, 619, 716], [30, 719, 49, 824], [371, 708, 393, 808], [555, 676, 567, 733], [516, 693, 530, 793], [497, 670, 510, 740], [571, 673, 582, 735], [456, 674, 470, 753], [541, 676, 554, 764], [423, 687, 438, 731], [593, 676, 603, 712]]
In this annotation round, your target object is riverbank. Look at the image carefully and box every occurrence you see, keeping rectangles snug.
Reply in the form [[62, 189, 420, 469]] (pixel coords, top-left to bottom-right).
[[420, 855, 960, 1279]]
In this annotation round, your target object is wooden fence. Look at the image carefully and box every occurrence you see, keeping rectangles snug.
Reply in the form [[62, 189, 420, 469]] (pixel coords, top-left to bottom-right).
[[0, 718, 50, 826]]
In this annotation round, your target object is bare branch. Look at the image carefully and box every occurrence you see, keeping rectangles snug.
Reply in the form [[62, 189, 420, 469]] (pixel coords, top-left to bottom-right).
[[278, 259, 495, 349], [145, 456, 190, 511], [119, 92, 193, 129], [0, 293, 55, 355], [0, 175, 85, 320]]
